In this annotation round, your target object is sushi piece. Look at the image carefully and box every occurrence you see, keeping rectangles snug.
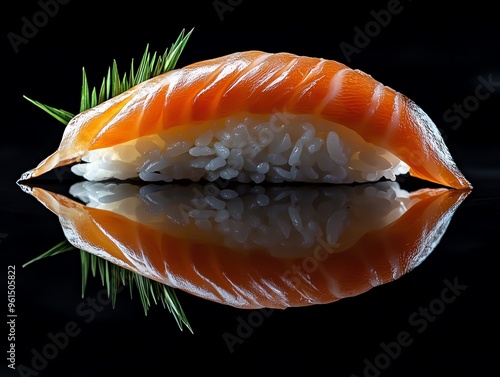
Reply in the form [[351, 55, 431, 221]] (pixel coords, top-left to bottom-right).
[[19, 181, 470, 309], [20, 51, 471, 189]]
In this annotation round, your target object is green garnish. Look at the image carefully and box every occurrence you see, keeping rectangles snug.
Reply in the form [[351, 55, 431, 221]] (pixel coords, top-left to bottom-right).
[[23, 28, 192, 123], [23, 29, 194, 332]]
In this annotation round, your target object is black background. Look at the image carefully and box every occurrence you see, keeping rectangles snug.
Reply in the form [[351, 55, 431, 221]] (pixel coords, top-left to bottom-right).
[[1, 1, 499, 376]]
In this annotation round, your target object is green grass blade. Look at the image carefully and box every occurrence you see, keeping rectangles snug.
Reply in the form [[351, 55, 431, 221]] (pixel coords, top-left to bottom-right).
[[97, 257, 106, 286], [150, 283, 158, 305], [91, 253, 97, 277], [162, 286, 193, 333], [22, 96, 74, 125], [105, 260, 110, 297], [149, 51, 158, 73], [80, 68, 90, 112], [135, 44, 150, 85], [162, 28, 193, 73], [111, 60, 121, 97], [106, 67, 111, 101], [120, 265, 126, 286], [22, 240, 75, 268], [121, 73, 128, 92], [98, 76, 107, 104], [111, 267, 121, 308], [81, 250, 90, 297], [128, 58, 135, 85], [91, 87, 97, 108]]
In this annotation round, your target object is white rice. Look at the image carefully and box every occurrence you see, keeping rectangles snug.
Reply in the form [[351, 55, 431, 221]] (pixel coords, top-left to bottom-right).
[[69, 181, 418, 258], [71, 113, 410, 184]]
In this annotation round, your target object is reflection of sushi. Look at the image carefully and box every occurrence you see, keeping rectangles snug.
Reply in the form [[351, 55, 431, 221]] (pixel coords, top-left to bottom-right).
[[20, 51, 470, 189], [21, 181, 469, 309]]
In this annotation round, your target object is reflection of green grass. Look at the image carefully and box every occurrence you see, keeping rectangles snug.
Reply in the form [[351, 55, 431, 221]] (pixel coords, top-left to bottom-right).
[[24, 240, 192, 332], [21, 29, 194, 333]]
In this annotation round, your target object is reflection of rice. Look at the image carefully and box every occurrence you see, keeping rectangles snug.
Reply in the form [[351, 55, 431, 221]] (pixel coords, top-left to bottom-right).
[[70, 181, 419, 258], [71, 114, 409, 184]]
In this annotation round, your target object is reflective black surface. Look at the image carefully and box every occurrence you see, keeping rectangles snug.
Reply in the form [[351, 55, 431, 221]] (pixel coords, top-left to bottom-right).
[[2, 1, 499, 376]]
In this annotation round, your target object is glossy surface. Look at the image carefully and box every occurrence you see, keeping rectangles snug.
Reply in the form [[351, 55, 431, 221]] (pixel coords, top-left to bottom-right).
[[22, 52, 470, 189], [21, 181, 470, 309]]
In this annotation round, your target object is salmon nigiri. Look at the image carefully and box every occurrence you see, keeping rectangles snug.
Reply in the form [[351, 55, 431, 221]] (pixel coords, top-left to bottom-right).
[[21, 181, 469, 309], [20, 51, 471, 189]]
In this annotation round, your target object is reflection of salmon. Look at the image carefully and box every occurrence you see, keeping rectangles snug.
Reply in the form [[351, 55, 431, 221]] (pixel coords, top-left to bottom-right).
[[25, 183, 470, 309], [21, 51, 470, 189]]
